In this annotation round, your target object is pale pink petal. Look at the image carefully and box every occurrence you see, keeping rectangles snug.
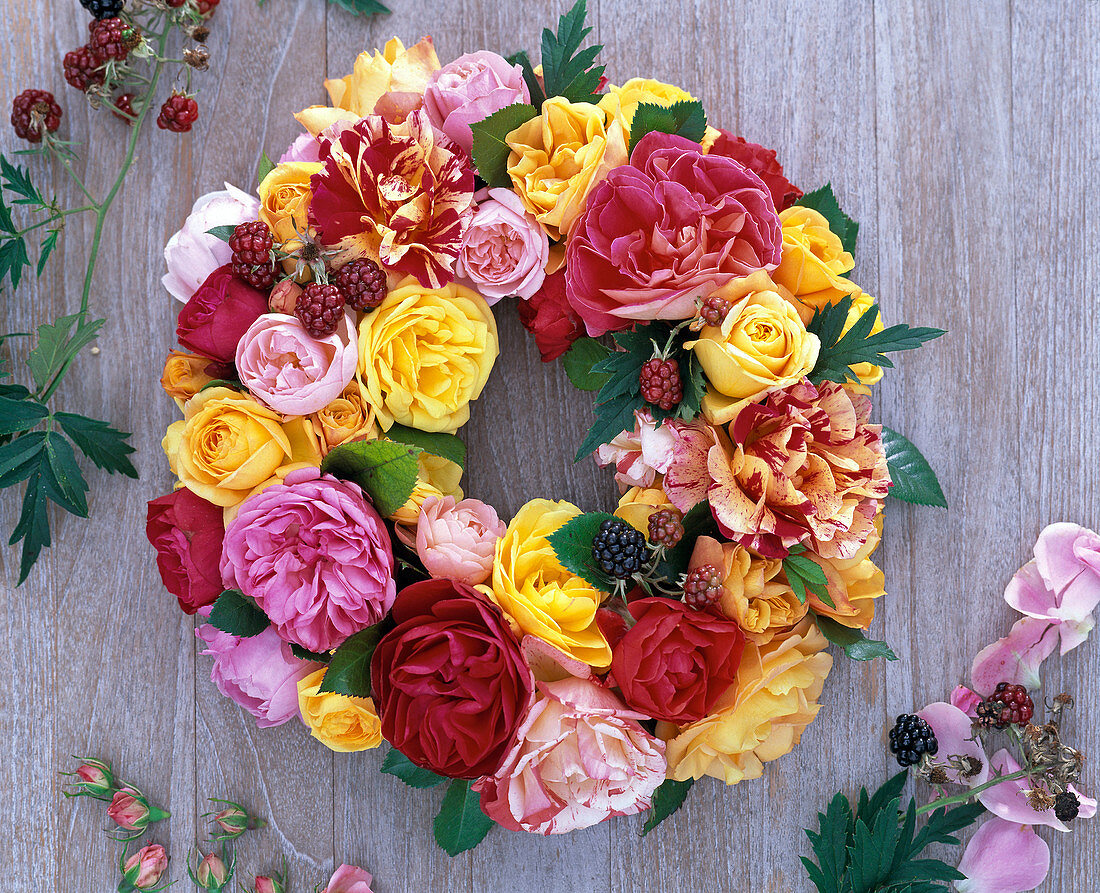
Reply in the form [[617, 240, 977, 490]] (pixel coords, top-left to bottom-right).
[[954, 817, 1050, 893], [1055, 616, 1095, 655], [970, 618, 1060, 694], [662, 421, 716, 512], [951, 685, 984, 718], [1005, 524, 1100, 625], [979, 749, 1072, 831], [917, 702, 989, 785]]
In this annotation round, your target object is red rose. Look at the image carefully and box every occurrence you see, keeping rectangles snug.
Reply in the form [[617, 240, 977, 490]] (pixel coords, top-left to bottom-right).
[[146, 488, 226, 614], [516, 268, 584, 361], [610, 597, 745, 724], [704, 130, 803, 211], [371, 579, 535, 778], [176, 264, 268, 366]]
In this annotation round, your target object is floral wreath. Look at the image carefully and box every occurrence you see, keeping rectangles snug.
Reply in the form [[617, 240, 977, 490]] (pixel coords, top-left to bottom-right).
[[146, 0, 946, 854]]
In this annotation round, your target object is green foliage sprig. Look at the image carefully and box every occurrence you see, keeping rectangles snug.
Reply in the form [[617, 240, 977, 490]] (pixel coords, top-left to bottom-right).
[[507, 0, 605, 106]]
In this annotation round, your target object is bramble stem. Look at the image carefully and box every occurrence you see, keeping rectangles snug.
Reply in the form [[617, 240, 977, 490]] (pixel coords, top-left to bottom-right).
[[916, 768, 1032, 815], [11, 206, 96, 237]]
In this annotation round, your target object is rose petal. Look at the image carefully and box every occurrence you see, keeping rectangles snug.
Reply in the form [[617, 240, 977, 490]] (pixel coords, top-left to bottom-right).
[[954, 817, 1050, 893], [917, 702, 989, 785], [970, 617, 1060, 694]]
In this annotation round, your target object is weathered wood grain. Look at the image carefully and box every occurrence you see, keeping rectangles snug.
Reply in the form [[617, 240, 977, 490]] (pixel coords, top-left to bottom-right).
[[1, 0, 1097, 890]]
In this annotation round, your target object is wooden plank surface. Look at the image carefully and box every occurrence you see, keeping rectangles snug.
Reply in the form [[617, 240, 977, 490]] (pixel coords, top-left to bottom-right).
[[1, 0, 1097, 890]]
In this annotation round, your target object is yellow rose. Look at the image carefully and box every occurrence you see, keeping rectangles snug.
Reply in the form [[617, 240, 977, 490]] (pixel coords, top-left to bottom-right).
[[771, 206, 860, 310], [162, 387, 321, 508], [686, 271, 821, 424], [689, 535, 808, 643], [809, 512, 885, 628], [296, 36, 440, 134], [258, 161, 322, 253], [614, 485, 673, 533], [160, 351, 213, 406], [389, 451, 464, 526], [597, 78, 696, 130], [309, 377, 380, 455], [506, 97, 628, 240], [297, 668, 383, 753], [479, 498, 611, 668], [358, 276, 498, 433], [659, 618, 832, 784]]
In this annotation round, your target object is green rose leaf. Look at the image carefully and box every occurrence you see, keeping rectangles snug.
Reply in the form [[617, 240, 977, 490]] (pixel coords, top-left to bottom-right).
[[547, 510, 620, 593], [328, 0, 391, 15], [641, 778, 694, 836], [563, 337, 613, 391], [255, 151, 275, 186], [208, 589, 269, 638], [783, 544, 833, 607], [205, 225, 238, 242], [433, 778, 495, 856], [470, 103, 538, 188], [815, 614, 897, 662], [629, 100, 708, 154], [317, 625, 383, 697], [380, 748, 447, 788], [321, 438, 422, 517], [384, 424, 466, 469], [881, 426, 947, 508]]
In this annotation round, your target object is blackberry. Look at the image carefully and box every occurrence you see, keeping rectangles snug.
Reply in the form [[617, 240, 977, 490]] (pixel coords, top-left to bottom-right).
[[700, 296, 732, 328], [11, 89, 62, 143], [683, 564, 722, 610], [889, 714, 939, 767], [79, 0, 125, 20], [156, 92, 198, 133], [63, 45, 106, 92], [647, 508, 684, 548], [639, 357, 683, 411], [295, 283, 346, 338], [333, 258, 387, 311], [1054, 791, 1080, 823], [88, 17, 140, 61], [976, 682, 1034, 729], [591, 518, 647, 580], [229, 221, 276, 290]]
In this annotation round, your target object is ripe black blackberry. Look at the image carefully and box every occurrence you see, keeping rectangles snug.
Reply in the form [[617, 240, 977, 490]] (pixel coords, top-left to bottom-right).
[[79, 0, 125, 20], [639, 357, 683, 411], [333, 258, 387, 311], [1054, 791, 1080, 822], [63, 45, 106, 92], [11, 89, 62, 143], [976, 682, 1034, 729], [591, 518, 646, 580], [296, 283, 346, 338], [229, 222, 276, 290], [889, 714, 939, 767], [647, 507, 684, 548], [683, 564, 722, 610]]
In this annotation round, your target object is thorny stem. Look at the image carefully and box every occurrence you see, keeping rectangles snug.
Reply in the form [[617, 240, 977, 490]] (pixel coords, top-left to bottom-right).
[[915, 768, 1032, 815]]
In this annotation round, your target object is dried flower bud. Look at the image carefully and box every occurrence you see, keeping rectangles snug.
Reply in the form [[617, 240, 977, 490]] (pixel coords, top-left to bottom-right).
[[925, 765, 949, 785], [268, 279, 301, 314], [184, 46, 210, 71], [960, 755, 984, 779], [1054, 790, 1081, 822], [190, 24, 211, 43], [61, 757, 115, 799]]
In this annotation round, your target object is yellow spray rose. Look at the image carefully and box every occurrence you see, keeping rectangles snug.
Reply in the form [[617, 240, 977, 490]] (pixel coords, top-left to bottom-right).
[[297, 668, 383, 753], [389, 452, 464, 526], [614, 485, 673, 534], [659, 618, 832, 784], [686, 271, 821, 424], [358, 277, 498, 433], [296, 36, 440, 134], [258, 162, 322, 253], [808, 512, 885, 628], [598, 77, 696, 130], [479, 498, 611, 668], [161, 387, 321, 508], [309, 377, 380, 455], [506, 97, 628, 240], [160, 351, 213, 406], [772, 206, 860, 310]]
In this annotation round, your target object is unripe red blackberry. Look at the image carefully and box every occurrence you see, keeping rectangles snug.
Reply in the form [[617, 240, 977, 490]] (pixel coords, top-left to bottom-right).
[[63, 45, 106, 92], [639, 357, 682, 411], [156, 92, 198, 133], [229, 222, 276, 290], [296, 283, 346, 338], [11, 89, 62, 143], [647, 507, 684, 548], [700, 296, 732, 327], [683, 564, 722, 610], [976, 682, 1034, 729], [333, 258, 388, 311], [111, 92, 135, 123], [88, 17, 140, 62]]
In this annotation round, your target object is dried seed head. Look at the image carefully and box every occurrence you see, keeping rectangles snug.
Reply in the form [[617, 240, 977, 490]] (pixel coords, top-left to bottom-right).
[[183, 46, 210, 70], [189, 24, 211, 43], [960, 755, 984, 779], [925, 766, 950, 785], [1026, 787, 1056, 812]]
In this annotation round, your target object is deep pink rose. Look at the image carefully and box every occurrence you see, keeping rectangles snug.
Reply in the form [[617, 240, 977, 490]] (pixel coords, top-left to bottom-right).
[[235, 312, 358, 416], [146, 488, 225, 614], [196, 616, 320, 728], [424, 51, 530, 156], [415, 495, 504, 586], [220, 467, 396, 653], [456, 188, 548, 302], [704, 130, 802, 211], [516, 267, 584, 361], [322, 865, 374, 893], [475, 677, 666, 834], [176, 264, 269, 366], [566, 131, 782, 335]]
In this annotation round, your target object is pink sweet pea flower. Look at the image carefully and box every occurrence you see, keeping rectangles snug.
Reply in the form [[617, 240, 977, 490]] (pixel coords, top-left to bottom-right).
[[979, 748, 1096, 831], [596, 411, 678, 491], [916, 702, 990, 786], [970, 617, 1061, 694], [954, 818, 1050, 893], [321, 864, 374, 893]]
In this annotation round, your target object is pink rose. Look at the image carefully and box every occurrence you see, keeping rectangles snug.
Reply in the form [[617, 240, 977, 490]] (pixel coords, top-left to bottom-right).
[[121, 844, 169, 890], [1004, 522, 1100, 634], [163, 183, 260, 303], [456, 188, 549, 302], [321, 864, 373, 893], [220, 467, 396, 653], [424, 51, 530, 156], [279, 131, 322, 164], [415, 495, 504, 585], [196, 618, 320, 728], [595, 410, 677, 490], [566, 131, 782, 336], [236, 312, 358, 416], [475, 676, 666, 835]]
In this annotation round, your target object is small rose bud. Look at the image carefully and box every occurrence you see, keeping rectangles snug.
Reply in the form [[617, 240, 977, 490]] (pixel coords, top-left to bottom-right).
[[268, 280, 301, 314], [107, 788, 171, 841], [253, 874, 286, 893], [188, 848, 235, 892], [203, 798, 266, 841], [119, 843, 169, 892], [62, 757, 115, 799]]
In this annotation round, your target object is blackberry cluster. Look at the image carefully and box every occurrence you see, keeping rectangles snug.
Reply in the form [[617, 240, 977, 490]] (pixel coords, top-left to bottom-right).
[[1054, 791, 1080, 823], [683, 564, 722, 610], [700, 296, 732, 327], [11, 89, 62, 143], [79, 0, 125, 19], [63, 45, 105, 92], [889, 714, 939, 767], [156, 93, 198, 132], [296, 283, 346, 338], [639, 357, 683, 411], [647, 508, 684, 548], [333, 258, 388, 311], [591, 518, 646, 580], [88, 17, 139, 61], [229, 222, 276, 290], [976, 682, 1034, 729]]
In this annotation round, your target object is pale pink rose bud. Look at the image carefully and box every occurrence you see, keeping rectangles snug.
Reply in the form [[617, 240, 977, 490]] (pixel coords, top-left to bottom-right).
[[253, 875, 286, 893], [61, 756, 115, 799], [108, 788, 170, 840], [415, 496, 505, 586], [189, 849, 234, 891], [268, 279, 301, 314], [120, 844, 169, 891], [321, 864, 374, 893], [455, 188, 549, 302], [203, 797, 266, 841]]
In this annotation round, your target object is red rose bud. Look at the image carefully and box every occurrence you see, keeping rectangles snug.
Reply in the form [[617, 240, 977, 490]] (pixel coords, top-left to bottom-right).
[[516, 268, 584, 361], [176, 263, 268, 365], [61, 757, 115, 800], [107, 788, 171, 841], [118, 843, 170, 892], [203, 798, 266, 841], [146, 488, 226, 614], [188, 848, 235, 891], [704, 129, 803, 211]]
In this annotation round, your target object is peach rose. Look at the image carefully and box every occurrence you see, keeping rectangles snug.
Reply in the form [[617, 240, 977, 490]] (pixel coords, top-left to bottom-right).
[[297, 667, 383, 752], [309, 377, 379, 454], [808, 513, 886, 629], [415, 495, 504, 586], [160, 350, 214, 405]]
